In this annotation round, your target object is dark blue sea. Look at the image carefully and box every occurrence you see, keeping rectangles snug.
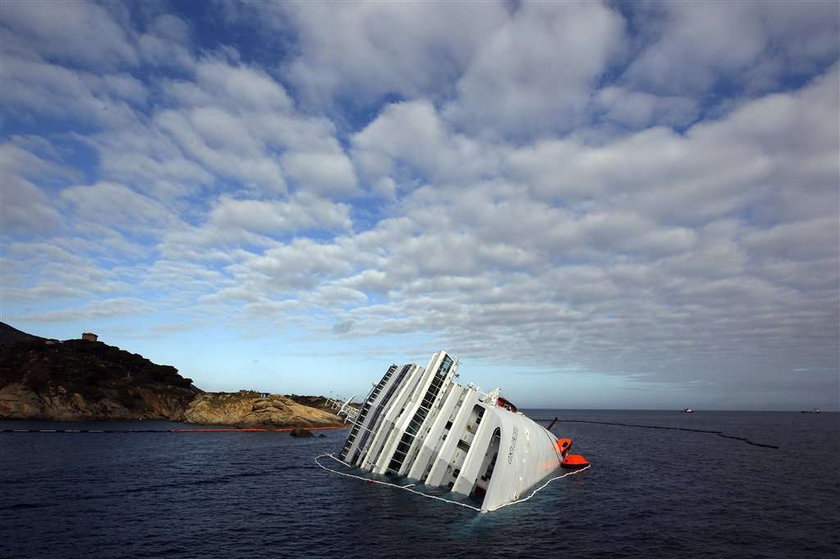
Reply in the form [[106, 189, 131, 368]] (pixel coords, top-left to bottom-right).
[[2, 411, 838, 558]]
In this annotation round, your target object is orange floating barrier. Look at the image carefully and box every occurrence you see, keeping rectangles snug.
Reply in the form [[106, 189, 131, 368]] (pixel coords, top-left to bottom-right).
[[170, 428, 268, 432], [169, 425, 347, 433], [561, 454, 589, 469]]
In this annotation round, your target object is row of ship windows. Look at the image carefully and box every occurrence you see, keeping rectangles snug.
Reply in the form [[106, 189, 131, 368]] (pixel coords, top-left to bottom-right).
[[386, 358, 453, 473], [342, 365, 399, 458]]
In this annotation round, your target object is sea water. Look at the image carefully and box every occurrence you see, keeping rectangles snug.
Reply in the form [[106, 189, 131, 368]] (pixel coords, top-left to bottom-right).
[[1, 411, 838, 558]]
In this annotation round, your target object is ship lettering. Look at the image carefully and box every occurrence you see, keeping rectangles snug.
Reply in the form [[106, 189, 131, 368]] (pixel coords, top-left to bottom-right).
[[507, 426, 519, 464]]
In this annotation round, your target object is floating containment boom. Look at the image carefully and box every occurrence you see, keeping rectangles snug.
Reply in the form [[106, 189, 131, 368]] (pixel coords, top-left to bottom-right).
[[334, 350, 588, 512]]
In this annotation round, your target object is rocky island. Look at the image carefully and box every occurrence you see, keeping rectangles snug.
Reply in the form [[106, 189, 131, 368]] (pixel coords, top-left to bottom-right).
[[0, 322, 343, 428], [184, 391, 342, 428]]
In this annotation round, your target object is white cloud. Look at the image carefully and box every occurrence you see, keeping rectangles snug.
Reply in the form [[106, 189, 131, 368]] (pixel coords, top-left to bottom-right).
[[153, 108, 287, 193], [622, 1, 839, 95], [576, 211, 698, 256], [352, 99, 500, 191], [0, 55, 141, 127], [208, 193, 352, 234], [507, 67, 839, 227], [594, 86, 699, 129], [280, 151, 358, 196], [20, 297, 153, 322], [61, 182, 176, 234], [280, 0, 510, 106], [95, 57, 360, 199], [743, 217, 840, 261], [154, 191, 354, 270], [93, 121, 216, 200], [2, 243, 130, 302], [230, 239, 360, 295], [445, 1, 625, 139], [352, 100, 445, 184], [0, 141, 66, 235], [136, 14, 195, 70], [171, 59, 292, 111], [0, 0, 137, 69]]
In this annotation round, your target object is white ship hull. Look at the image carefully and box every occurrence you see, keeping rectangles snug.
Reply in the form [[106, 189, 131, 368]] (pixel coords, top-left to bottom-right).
[[338, 351, 568, 512]]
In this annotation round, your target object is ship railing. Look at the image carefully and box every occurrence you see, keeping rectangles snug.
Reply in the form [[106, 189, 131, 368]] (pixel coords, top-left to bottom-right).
[[326, 395, 359, 423]]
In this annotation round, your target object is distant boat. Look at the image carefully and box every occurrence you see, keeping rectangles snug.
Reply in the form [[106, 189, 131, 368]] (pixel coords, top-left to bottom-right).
[[682, 408, 694, 413], [800, 408, 821, 413]]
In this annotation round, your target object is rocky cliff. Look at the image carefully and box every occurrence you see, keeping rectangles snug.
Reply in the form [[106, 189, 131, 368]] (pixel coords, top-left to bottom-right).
[[0, 323, 346, 427], [184, 391, 343, 427], [0, 322, 200, 420]]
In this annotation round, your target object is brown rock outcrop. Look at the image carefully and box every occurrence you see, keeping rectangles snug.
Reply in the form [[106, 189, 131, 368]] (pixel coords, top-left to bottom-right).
[[183, 391, 343, 427]]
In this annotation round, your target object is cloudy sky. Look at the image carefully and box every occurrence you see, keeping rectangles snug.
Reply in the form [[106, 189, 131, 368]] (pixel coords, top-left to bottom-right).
[[1, 1, 838, 410]]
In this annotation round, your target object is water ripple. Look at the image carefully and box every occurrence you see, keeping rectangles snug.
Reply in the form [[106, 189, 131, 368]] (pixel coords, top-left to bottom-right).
[[1, 412, 838, 558]]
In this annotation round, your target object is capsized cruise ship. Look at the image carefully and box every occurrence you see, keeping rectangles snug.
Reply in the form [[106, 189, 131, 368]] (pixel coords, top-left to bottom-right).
[[333, 351, 585, 512]]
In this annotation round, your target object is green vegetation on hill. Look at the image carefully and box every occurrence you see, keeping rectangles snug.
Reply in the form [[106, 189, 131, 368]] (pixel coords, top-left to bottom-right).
[[0, 322, 200, 420]]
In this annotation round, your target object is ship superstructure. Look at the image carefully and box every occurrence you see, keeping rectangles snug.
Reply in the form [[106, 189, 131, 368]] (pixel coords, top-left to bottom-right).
[[336, 351, 573, 512]]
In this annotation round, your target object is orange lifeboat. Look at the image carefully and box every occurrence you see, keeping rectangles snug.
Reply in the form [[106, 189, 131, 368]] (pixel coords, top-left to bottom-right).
[[555, 438, 573, 456], [496, 396, 518, 412], [561, 454, 589, 469]]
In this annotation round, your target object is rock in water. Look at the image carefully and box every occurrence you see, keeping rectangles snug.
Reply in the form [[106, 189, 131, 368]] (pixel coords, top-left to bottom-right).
[[289, 428, 314, 438]]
